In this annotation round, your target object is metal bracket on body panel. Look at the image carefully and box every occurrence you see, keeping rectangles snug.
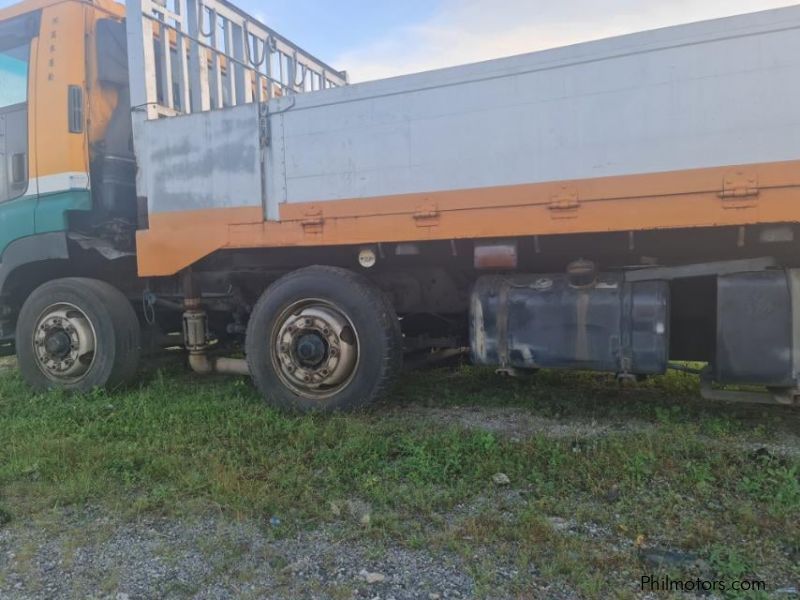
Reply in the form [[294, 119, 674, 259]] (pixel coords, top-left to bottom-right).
[[719, 171, 759, 208], [301, 208, 324, 234], [548, 186, 580, 219], [413, 205, 440, 228], [259, 102, 271, 147], [496, 280, 511, 370]]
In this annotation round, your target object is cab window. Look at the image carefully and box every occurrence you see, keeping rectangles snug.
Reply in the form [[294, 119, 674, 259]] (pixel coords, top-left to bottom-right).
[[0, 45, 28, 108], [0, 12, 39, 203]]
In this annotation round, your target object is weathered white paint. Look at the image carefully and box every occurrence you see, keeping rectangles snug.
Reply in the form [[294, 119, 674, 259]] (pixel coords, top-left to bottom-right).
[[136, 103, 263, 214], [34, 172, 90, 195], [134, 5, 800, 219]]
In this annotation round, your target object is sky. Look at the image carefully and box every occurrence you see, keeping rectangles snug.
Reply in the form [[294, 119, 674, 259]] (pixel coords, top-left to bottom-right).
[[0, 0, 795, 81]]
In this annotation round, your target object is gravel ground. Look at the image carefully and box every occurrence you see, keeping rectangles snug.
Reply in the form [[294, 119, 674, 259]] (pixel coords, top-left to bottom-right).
[[0, 503, 582, 600], [0, 508, 485, 600], [0, 506, 586, 600]]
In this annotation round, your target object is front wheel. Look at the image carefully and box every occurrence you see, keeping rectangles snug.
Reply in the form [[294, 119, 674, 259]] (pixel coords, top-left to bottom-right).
[[245, 266, 402, 412], [16, 278, 141, 392]]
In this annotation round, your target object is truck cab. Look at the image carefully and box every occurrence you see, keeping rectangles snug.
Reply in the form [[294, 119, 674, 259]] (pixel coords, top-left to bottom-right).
[[0, 0, 137, 355]]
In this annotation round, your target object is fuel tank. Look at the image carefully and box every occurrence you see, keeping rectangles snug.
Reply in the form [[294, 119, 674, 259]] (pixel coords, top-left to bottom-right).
[[470, 273, 669, 375]]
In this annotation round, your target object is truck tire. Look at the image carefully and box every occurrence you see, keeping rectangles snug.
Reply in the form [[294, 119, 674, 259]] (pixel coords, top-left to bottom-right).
[[246, 266, 402, 412], [16, 278, 141, 393]]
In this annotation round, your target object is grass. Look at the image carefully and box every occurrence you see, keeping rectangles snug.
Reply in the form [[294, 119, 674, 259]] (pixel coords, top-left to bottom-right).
[[0, 359, 798, 598]]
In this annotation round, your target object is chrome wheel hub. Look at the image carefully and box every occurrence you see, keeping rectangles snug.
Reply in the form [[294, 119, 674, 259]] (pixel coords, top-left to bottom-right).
[[273, 301, 358, 399], [32, 303, 96, 382]]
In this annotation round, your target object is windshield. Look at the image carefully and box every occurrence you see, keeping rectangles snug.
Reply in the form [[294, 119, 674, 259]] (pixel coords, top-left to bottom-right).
[[0, 45, 28, 108], [0, 11, 38, 204]]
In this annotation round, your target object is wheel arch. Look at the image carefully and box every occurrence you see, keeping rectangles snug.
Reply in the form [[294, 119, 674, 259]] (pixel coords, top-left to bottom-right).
[[0, 232, 72, 304], [0, 232, 140, 350]]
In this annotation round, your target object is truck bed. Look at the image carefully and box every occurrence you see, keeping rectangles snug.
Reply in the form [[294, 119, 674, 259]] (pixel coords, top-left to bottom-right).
[[128, 3, 800, 276]]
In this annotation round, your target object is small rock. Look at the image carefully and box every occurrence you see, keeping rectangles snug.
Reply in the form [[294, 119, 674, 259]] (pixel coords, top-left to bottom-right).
[[282, 558, 310, 574], [0, 508, 11, 526], [116, 594, 130, 600], [547, 517, 571, 531], [492, 473, 511, 486], [330, 501, 342, 517], [604, 485, 621, 503], [429, 594, 442, 600], [749, 447, 776, 462], [347, 499, 372, 526], [359, 569, 386, 584], [776, 587, 798, 596], [269, 516, 281, 528], [638, 547, 698, 569]]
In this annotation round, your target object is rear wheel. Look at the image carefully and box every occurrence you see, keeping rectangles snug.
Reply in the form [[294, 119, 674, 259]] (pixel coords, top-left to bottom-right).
[[246, 266, 402, 412], [16, 278, 141, 392]]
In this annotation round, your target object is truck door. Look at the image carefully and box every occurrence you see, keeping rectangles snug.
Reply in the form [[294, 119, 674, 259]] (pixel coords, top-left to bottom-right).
[[0, 11, 39, 256]]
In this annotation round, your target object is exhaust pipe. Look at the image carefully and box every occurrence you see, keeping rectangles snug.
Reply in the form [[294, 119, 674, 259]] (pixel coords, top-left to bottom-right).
[[187, 353, 250, 376], [183, 298, 250, 376]]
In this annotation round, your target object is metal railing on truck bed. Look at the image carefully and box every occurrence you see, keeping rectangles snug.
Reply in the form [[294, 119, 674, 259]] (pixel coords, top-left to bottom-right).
[[126, 0, 348, 120]]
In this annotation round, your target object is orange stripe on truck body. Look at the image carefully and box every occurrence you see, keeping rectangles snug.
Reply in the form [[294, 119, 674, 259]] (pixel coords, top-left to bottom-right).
[[136, 159, 800, 277]]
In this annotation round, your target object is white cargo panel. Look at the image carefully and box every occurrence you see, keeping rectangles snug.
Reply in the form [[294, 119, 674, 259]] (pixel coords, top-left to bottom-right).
[[131, 5, 800, 220]]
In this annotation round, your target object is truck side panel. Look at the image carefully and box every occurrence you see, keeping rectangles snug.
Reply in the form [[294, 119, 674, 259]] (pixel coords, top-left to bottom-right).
[[268, 7, 800, 207], [133, 103, 262, 214], [133, 6, 800, 277]]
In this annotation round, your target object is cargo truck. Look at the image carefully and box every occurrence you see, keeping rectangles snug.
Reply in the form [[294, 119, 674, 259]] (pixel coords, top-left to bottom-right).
[[2, 0, 800, 411]]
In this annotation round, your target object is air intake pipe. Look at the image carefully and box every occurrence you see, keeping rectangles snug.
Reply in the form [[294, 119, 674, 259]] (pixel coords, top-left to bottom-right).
[[183, 298, 250, 376]]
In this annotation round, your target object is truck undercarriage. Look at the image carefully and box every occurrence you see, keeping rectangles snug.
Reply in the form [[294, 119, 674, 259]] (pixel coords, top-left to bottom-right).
[[1, 0, 800, 410]]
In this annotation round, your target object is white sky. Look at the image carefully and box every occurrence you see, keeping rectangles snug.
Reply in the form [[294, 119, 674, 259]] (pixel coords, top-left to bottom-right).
[[335, 0, 796, 82]]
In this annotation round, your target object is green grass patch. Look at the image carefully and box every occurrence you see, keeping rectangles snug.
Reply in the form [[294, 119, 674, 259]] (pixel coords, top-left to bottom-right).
[[0, 363, 798, 598]]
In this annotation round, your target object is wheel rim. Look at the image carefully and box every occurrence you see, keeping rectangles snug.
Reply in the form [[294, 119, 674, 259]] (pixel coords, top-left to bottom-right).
[[32, 302, 97, 383], [271, 299, 359, 400]]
